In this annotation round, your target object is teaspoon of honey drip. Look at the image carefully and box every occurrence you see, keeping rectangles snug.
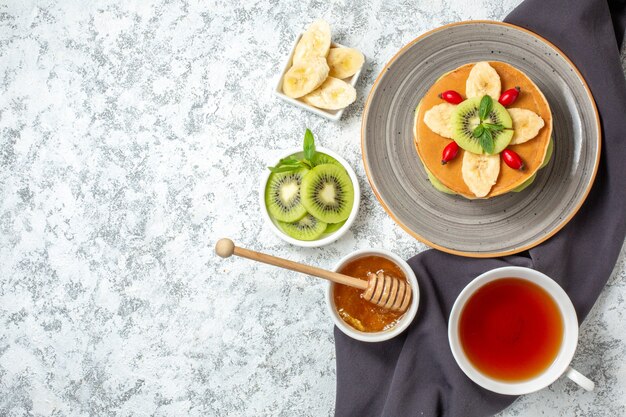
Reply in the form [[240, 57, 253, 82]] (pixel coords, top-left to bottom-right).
[[215, 238, 411, 313]]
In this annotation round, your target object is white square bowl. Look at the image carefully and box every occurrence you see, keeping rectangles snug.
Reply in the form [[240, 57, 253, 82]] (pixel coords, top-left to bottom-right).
[[274, 33, 364, 122]]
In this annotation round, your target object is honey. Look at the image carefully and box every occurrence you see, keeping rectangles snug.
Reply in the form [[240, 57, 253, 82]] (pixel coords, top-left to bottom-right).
[[333, 255, 407, 332]]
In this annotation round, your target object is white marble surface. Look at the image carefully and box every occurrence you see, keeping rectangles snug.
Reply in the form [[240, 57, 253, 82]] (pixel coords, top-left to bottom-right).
[[1, 0, 625, 416]]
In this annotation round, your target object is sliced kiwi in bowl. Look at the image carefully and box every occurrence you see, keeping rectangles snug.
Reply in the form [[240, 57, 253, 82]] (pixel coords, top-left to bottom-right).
[[452, 97, 513, 154], [301, 164, 354, 224], [265, 168, 309, 222], [279, 151, 341, 167], [311, 152, 341, 167], [277, 214, 327, 241], [324, 219, 347, 233]]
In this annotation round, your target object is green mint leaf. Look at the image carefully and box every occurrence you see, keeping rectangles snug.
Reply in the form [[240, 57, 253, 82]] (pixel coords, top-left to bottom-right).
[[280, 157, 301, 165], [479, 95, 493, 121], [267, 156, 304, 173], [303, 129, 316, 161], [267, 164, 302, 173], [480, 129, 495, 154], [473, 124, 485, 138], [300, 159, 313, 169], [483, 123, 504, 132]]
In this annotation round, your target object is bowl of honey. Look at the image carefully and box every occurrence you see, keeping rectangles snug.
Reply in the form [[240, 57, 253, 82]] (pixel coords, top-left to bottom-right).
[[326, 249, 419, 342]]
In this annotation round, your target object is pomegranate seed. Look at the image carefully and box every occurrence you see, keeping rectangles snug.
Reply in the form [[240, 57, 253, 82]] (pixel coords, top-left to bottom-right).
[[438, 90, 464, 105], [441, 142, 460, 164], [498, 87, 521, 106], [502, 149, 524, 170]]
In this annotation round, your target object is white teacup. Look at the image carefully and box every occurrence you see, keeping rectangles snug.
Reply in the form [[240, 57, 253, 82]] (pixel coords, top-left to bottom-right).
[[448, 266, 594, 395]]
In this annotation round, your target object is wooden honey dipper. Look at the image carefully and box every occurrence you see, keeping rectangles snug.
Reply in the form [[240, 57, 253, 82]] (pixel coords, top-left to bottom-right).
[[215, 238, 412, 313]]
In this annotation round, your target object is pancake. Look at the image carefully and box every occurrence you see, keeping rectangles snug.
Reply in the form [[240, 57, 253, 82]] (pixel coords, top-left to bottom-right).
[[414, 62, 552, 198]]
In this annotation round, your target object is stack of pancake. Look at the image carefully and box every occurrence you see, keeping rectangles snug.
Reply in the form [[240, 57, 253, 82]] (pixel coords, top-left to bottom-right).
[[414, 61, 552, 199]]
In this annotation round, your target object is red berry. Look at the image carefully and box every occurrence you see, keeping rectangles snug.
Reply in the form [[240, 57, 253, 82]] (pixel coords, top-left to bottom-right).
[[502, 149, 524, 170], [441, 141, 460, 164], [498, 87, 520, 106], [438, 90, 464, 104]]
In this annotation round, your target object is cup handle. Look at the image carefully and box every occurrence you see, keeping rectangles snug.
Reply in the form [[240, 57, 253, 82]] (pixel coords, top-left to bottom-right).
[[565, 366, 594, 391]]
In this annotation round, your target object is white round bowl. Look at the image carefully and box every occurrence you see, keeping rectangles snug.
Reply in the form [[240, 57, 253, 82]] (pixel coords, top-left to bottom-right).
[[259, 146, 360, 247], [326, 248, 420, 342], [448, 266, 580, 395]]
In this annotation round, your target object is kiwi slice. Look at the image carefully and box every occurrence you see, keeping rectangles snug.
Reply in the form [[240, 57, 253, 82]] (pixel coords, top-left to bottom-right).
[[301, 164, 354, 223], [540, 136, 554, 169], [512, 137, 554, 193], [311, 152, 341, 167], [278, 214, 327, 241], [324, 220, 346, 233], [512, 173, 537, 192], [425, 168, 456, 194], [265, 168, 308, 222], [452, 97, 513, 154]]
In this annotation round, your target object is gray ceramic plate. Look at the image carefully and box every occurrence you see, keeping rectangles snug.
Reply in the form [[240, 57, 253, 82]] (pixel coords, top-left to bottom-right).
[[362, 21, 600, 258]]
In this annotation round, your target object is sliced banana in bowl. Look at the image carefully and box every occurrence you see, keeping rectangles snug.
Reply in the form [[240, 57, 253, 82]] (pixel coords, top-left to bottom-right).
[[275, 19, 365, 121], [293, 19, 331, 64], [302, 77, 357, 110], [327, 47, 365, 79], [282, 57, 330, 98]]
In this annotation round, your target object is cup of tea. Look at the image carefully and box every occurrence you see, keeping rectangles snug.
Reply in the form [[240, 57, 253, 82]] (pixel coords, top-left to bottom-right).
[[448, 266, 594, 395]]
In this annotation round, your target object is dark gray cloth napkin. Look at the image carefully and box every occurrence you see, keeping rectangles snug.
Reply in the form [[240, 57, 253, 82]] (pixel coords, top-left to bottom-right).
[[334, 0, 626, 415]]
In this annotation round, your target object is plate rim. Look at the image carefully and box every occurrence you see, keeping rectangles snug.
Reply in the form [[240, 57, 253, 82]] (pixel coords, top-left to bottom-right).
[[361, 20, 601, 258]]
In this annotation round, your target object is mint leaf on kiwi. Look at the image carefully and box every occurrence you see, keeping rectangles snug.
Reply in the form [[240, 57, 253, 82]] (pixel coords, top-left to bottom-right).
[[483, 123, 504, 131], [473, 124, 485, 138], [479, 95, 493, 120], [469, 96, 505, 153], [479, 129, 495, 154], [453, 96, 513, 154]]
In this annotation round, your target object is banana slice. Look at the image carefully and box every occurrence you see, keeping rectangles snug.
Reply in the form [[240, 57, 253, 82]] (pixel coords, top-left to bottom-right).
[[423, 103, 456, 138], [508, 108, 545, 144], [466, 62, 501, 100], [282, 57, 329, 98], [327, 47, 364, 79], [302, 77, 356, 110], [462, 151, 500, 198], [293, 19, 332, 64]]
